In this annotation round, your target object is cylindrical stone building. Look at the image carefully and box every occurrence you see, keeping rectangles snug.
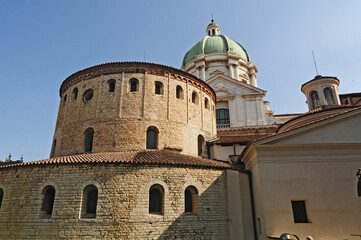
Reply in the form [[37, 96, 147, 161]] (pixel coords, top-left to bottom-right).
[[51, 62, 217, 158]]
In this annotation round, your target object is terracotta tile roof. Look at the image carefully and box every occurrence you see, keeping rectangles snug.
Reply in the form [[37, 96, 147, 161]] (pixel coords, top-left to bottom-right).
[[210, 134, 273, 144], [277, 105, 360, 133], [0, 150, 231, 170], [301, 75, 339, 89]]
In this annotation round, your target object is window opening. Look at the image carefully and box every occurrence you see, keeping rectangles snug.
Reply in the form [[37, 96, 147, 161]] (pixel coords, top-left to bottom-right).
[[176, 85, 184, 99], [84, 128, 94, 153], [185, 186, 198, 214], [323, 88, 335, 105], [83, 89, 94, 102], [212, 29, 215, 35], [155, 81, 164, 95], [81, 185, 98, 218], [0, 189, 3, 210], [129, 78, 139, 92], [291, 200, 309, 223], [72, 88, 78, 100], [63, 95, 67, 106], [310, 91, 321, 109], [197, 135, 205, 156], [216, 108, 230, 128], [149, 184, 164, 214], [204, 98, 209, 109], [41, 186, 55, 218], [108, 79, 116, 92], [192, 91, 198, 104], [146, 127, 158, 149]]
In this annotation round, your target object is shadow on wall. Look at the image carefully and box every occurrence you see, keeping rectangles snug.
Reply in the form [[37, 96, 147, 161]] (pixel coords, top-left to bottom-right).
[[156, 172, 230, 239]]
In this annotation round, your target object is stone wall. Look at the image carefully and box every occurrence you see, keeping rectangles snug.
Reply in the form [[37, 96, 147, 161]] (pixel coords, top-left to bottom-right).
[[0, 164, 229, 239], [52, 63, 216, 158]]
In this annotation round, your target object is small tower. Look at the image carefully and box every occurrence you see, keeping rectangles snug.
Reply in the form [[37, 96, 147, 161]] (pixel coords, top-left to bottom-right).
[[301, 75, 341, 111], [206, 19, 220, 36]]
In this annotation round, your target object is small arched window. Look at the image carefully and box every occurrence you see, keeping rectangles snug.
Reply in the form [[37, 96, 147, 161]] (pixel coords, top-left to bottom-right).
[[212, 29, 215, 35], [81, 185, 98, 218], [185, 186, 198, 214], [149, 184, 164, 215], [0, 188, 3, 210], [108, 79, 116, 93], [50, 139, 56, 158], [84, 128, 94, 153], [146, 127, 158, 149], [204, 98, 209, 109], [176, 85, 184, 99], [323, 88, 335, 105], [155, 81, 164, 95], [63, 95, 67, 106], [197, 135, 205, 156], [129, 78, 139, 92], [192, 91, 198, 104], [41, 186, 55, 218], [345, 99, 349, 105], [310, 91, 321, 109], [72, 88, 78, 100]]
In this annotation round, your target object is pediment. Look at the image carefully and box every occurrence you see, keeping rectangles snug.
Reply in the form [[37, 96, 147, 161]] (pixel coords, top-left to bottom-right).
[[255, 108, 361, 146], [207, 73, 266, 96], [210, 70, 225, 75]]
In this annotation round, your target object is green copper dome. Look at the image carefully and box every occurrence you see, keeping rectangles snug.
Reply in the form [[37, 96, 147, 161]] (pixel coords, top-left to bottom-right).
[[182, 35, 250, 67]]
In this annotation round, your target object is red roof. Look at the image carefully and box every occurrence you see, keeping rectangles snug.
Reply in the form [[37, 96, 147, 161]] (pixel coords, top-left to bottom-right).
[[0, 150, 231, 170], [210, 134, 273, 144]]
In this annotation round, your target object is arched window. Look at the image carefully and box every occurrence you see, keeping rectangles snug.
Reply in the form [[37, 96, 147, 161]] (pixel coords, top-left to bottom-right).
[[204, 98, 209, 109], [146, 127, 158, 149], [345, 99, 349, 105], [41, 186, 55, 218], [81, 185, 98, 218], [129, 78, 139, 92], [323, 88, 335, 105], [176, 85, 184, 99], [107, 79, 116, 93], [185, 186, 198, 214], [310, 91, 321, 109], [197, 135, 205, 156], [84, 128, 94, 153], [155, 81, 164, 95], [216, 108, 230, 128], [63, 95, 67, 106], [192, 91, 198, 104], [0, 188, 3, 210], [50, 139, 56, 158], [212, 29, 215, 35], [83, 89, 94, 102], [149, 184, 164, 215], [72, 88, 78, 100]]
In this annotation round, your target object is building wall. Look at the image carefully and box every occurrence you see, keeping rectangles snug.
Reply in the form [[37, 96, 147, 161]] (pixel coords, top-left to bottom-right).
[[52, 63, 216, 157], [257, 146, 361, 240], [0, 164, 229, 240]]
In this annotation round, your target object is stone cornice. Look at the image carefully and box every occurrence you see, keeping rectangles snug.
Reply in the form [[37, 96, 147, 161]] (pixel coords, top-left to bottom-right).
[[60, 62, 216, 102]]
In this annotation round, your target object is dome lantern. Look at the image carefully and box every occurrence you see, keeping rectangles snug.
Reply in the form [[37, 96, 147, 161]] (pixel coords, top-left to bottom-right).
[[206, 19, 221, 36]]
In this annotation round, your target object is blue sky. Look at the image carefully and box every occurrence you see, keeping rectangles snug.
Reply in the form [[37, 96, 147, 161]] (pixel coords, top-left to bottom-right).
[[1, 0, 361, 162]]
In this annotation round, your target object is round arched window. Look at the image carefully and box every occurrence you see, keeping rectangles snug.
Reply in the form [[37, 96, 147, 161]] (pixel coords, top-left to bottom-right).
[[83, 89, 94, 102]]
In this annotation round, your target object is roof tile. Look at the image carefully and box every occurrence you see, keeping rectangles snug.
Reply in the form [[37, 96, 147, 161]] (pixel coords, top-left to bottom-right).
[[0, 150, 231, 170]]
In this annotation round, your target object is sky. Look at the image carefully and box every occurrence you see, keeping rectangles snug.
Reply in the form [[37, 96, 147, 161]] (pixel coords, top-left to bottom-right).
[[1, 0, 361, 162]]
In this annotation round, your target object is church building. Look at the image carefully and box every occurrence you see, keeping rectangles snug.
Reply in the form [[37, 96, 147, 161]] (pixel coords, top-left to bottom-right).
[[0, 20, 360, 240]]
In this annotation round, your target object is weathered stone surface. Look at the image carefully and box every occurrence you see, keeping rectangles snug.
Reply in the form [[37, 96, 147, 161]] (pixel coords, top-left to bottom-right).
[[0, 164, 229, 239]]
